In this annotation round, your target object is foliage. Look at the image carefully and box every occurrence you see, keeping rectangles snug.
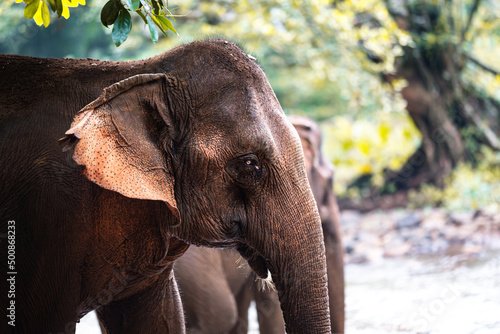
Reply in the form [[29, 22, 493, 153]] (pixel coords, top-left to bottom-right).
[[2, 0, 500, 210], [13, 0, 178, 45], [408, 147, 500, 212], [384, 0, 500, 155], [146, 0, 413, 123], [321, 111, 421, 196], [1, 1, 115, 58], [14, 0, 86, 28], [0, 0, 167, 59]]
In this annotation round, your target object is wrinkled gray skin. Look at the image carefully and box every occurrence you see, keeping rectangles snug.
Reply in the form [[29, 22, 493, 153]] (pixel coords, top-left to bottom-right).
[[175, 116, 345, 334], [0, 40, 330, 333]]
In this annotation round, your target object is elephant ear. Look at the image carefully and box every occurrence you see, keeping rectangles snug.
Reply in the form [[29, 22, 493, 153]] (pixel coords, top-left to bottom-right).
[[290, 116, 331, 178], [60, 73, 180, 221]]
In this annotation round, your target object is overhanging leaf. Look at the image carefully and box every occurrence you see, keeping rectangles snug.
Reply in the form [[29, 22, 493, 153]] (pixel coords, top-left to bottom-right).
[[124, 0, 140, 11], [132, 0, 140, 11], [112, 9, 132, 46], [146, 15, 159, 44], [41, 0, 51, 27], [62, 5, 69, 18], [137, 9, 148, 24], [150, 15, 167, 37], [101, 0, 119, 28], [164, 7, 175, 22], [157, 16, 177, 35], [62, 0, 79, 7], [55, 0, 63, 17], [46, 0, 56, 12], [24, 0, 40, 19]]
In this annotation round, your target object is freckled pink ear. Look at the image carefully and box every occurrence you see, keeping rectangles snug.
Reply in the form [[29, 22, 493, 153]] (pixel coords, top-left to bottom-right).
[[60, 74, 180, 222]]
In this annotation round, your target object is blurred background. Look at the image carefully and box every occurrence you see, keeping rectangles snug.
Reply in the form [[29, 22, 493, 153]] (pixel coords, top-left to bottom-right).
[[1, 0, 499, 333]]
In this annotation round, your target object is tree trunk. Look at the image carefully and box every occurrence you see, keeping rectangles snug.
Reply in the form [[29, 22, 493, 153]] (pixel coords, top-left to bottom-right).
[[378, 6, 500, 191], [380, 42, 463, 190]]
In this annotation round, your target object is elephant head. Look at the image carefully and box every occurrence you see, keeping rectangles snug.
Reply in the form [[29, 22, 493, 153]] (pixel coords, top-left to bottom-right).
[[62, 40, 331, 333]]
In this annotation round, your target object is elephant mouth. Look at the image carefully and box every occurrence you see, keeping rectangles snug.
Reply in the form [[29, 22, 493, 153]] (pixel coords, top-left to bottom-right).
[[237, 243, 269, 279]]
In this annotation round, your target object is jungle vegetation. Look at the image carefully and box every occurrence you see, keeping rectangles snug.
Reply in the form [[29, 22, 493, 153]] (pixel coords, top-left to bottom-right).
[[1, 0, 499, 211]]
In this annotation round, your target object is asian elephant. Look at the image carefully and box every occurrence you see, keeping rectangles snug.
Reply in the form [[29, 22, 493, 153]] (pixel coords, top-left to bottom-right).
[[0, 40, 331, 333], [175, 116, 345, 334]]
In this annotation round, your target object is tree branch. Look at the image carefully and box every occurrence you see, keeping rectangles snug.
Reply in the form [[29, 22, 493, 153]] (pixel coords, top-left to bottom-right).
[[462, 98, 500, 150], [465, 53, 500, 76], [460, 0, 482, 45], [444, 0, 455, 34], [419, 0, 432, 32], [445, 47, 500, 151]]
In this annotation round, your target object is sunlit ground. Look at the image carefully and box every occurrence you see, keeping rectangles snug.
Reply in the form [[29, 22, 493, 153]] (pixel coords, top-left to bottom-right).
[[76, 312, 99, 334], [346, 252, 500, 333]]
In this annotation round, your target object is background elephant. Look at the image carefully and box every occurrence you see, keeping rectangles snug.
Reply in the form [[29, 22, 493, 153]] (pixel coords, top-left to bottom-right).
[[0, 40, 331, 333], [175, 116, 345, 334]]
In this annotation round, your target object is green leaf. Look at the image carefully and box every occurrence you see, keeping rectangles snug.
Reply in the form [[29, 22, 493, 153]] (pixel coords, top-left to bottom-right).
[[40, 0, 50, 27], [132, 0, 140, 11], [157, 15, 177, 35], [150, 15, 167, 37], [162, 6, 175, 22], [24, 0, 40, 19], [146, 15, 159, 44], [124, 0, 140, 11], [137, 10, 148, 24], [46, 0, 56, 12], [100, 0, 119, 28], [55, 0, 63, 17], [112, 9, 132, 47]]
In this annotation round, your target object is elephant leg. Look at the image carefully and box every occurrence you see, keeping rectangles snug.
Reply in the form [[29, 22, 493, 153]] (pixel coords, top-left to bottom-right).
[[96, 271, 185, 334], [98, 317, 108, 334], [253, 284, 285, 334], [325, 232, 345, 334], [230, 276, 254, 334], [176, 247, 240, 334], [182, 278, 238, 334]]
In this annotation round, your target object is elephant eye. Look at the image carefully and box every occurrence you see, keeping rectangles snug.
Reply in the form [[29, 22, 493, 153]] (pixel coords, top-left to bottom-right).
[[244, 158, 260, 170], [225, 154, 263, 185]]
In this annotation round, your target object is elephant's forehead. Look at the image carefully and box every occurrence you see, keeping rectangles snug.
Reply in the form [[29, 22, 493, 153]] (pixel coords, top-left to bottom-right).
[[191, 78, 298, 161], [190, 112, 280, 164], [190, 128, 231, 160]]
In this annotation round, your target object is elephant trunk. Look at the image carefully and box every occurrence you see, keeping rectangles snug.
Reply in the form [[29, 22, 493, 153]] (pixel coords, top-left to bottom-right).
[[323, 187, 345, 333], [246, 192, 331, 333], [276, 200, 331, 333]]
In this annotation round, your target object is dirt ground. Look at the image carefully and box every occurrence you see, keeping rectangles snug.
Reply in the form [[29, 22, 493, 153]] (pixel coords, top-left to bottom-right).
[[341, 208, 500, 264], [342, 208, 500, 334]]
